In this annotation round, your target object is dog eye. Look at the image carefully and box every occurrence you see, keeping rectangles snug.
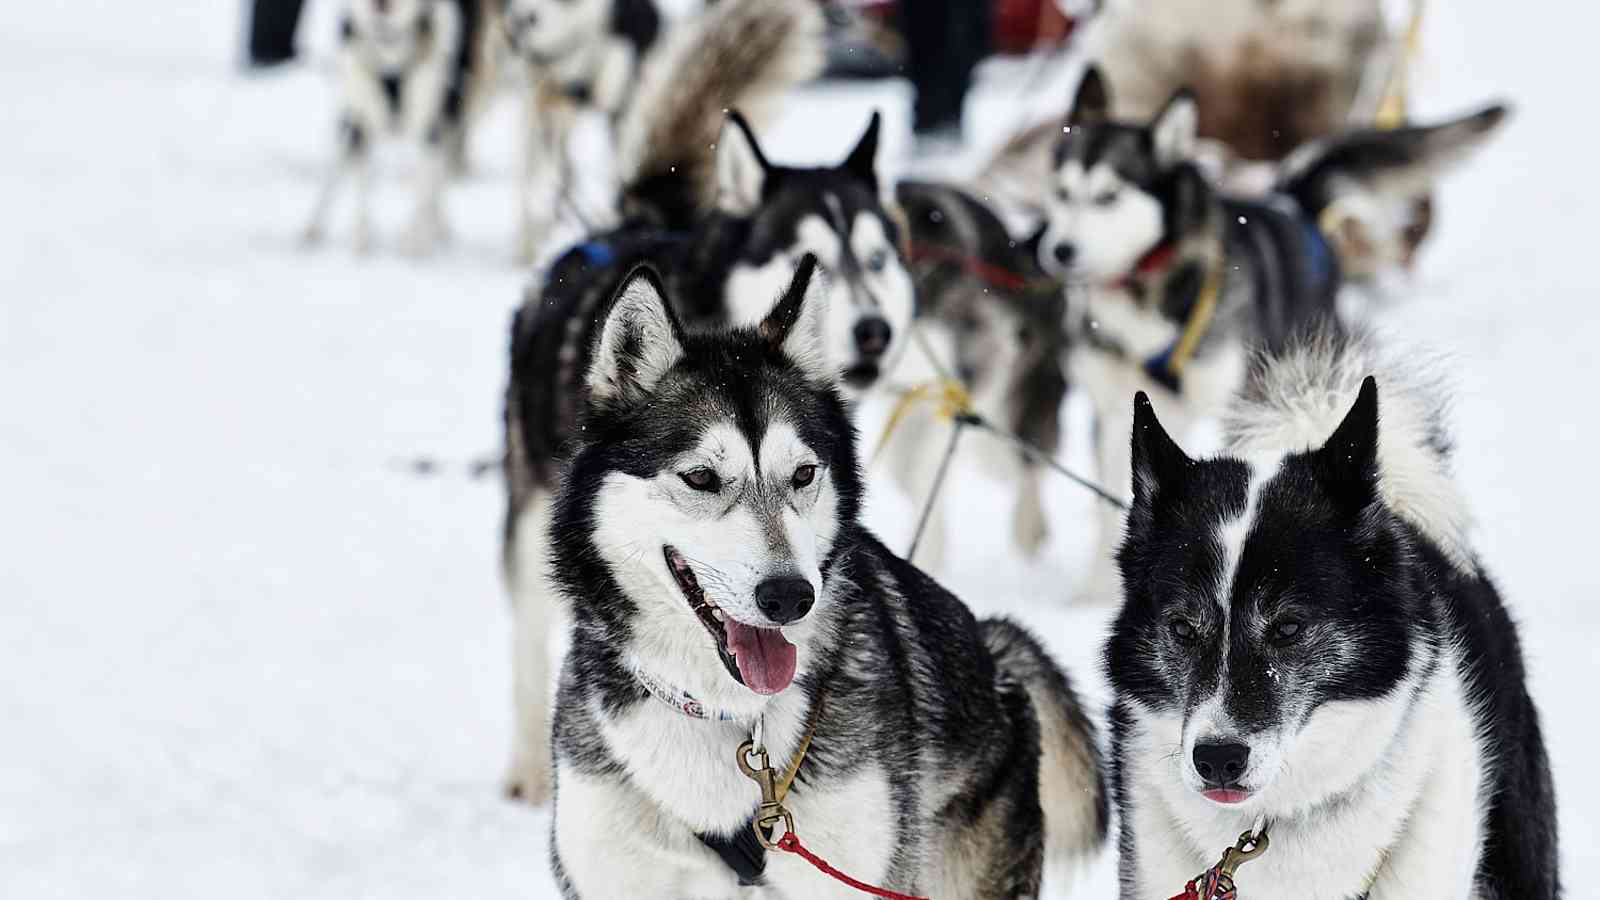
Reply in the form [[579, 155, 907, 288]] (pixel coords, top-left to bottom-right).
[[791, 464, 817, 489], [865, 250, 890, 274], [1093, 191, 1119, 207], [1270, 620, 1304, 645], [1169, 619, 1199, 642], [680, 467, 721, 492]]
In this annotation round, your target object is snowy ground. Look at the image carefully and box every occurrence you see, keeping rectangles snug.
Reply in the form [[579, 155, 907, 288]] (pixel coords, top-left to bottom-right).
[[2, 1, 1595, 897]]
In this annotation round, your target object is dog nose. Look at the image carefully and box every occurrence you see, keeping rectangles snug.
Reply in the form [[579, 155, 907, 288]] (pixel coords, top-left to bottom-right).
[[375, 0, 389, 11], [1052, 242, 1076, 266], [853, 316, 892, 359], [1192, 740, 1251, 786], [754, 576, 814, 625]]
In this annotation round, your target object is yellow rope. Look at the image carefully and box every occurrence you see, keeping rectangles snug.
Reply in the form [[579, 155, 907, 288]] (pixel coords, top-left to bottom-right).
[[775, 694, 825, 804], [1375, 0, 1426, 129], [869, 378, 975, 465], [1160, 254, 1225, 382]]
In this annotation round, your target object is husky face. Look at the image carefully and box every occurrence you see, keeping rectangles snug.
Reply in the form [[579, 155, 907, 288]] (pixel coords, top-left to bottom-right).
[[719, 113, 915, 394], [1039, 68, 1200, 283], [349, 0, 434, 43], [1109, 384, 1431, 815], [555, 256, 861, 702], [498, 0, 609, 62]]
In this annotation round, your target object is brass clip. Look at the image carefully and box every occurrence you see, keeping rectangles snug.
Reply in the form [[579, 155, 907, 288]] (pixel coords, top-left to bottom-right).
[[1217, 828, 1269, 879], [736, 739, 793, 850]]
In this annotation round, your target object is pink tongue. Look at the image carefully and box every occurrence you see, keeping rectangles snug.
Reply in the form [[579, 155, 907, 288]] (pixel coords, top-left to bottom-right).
[[724, 620, 797, 695]]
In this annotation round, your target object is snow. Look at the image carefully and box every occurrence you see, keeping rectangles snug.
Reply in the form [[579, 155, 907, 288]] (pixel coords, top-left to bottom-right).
[[1, 1, 1594, 897]]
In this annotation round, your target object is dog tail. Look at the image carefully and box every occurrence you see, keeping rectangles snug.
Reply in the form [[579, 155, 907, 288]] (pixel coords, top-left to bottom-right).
[[615, 0, 824, 230], [1224, 326, 1476, 569], [980, 617, 1108, 875]]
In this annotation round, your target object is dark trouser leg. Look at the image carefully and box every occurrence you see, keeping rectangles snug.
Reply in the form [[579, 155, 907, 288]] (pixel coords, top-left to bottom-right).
[[904, 0, 990, 136], [247, 0, 306, 66]]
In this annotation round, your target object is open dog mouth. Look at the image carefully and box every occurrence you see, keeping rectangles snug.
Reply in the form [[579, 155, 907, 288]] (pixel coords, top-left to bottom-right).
[[663, 547, 797, 695]]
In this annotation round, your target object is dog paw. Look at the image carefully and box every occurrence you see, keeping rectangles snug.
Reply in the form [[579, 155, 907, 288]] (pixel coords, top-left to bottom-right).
[[299, 224, 325, 250], [401, 220, 440, 257], [503, 760, 552, 806]]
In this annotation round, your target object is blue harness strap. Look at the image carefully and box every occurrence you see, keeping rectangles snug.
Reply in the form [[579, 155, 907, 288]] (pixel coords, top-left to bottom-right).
[[572, 239, 616, 268]]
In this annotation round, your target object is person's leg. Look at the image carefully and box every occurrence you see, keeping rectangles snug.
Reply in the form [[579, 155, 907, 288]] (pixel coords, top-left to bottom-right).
[[247, 0, 307, 67], [903, 0, 989, 138]]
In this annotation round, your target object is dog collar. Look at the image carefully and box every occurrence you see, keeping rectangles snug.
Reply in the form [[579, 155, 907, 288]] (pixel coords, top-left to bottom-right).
[[631, 668, 742, 721]]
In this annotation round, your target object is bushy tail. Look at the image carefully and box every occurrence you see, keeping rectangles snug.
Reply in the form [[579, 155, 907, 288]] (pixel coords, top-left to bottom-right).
[[980, 618, 1108, 872], [1223, 327, 1476, 569], [616, 0, 824, 228]]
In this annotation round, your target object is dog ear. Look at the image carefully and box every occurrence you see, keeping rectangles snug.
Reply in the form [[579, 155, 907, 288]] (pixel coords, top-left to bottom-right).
[[1066, 66, 1110, 129], [586, 265, 687, 406], [1151, 89, 1199, 168], [716, 111, 769, 216], [759, 254, 833, 383], [1315, 376, 1381, 508], [842, 111, 882, 189], [1130, 391, 1192, 505]]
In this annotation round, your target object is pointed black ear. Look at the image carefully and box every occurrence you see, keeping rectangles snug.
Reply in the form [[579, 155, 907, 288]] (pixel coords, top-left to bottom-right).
[[586, 265, 687, 406], [1067, 66, 1110, 129], [1316, 376, 1381, 506], [1130, 391, 1191, 503], [716, 111, 770, 216], [842, 111, 882, 188], [759, 254, 833, 382]]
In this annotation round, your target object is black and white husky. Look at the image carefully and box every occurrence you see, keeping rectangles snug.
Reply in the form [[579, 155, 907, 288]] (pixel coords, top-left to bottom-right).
[[888, 179, 1067, 573], [501, 0, 915, 804], [547, 256, 1106, 897], [495, 0, 661, 260], [1106, 331, 1559, 899], [1038, 65, 1507, 600], [303, 0, 486, 255]]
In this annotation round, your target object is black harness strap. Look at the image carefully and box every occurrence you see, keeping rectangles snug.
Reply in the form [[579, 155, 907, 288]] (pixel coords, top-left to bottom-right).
[[696, 817, 768, 886]]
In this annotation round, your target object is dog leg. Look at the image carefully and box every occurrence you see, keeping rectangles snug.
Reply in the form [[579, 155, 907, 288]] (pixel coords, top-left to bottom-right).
[[1012, 461, 1049, 559], [504, 490, 558, 805], [304, 113, 368, 249], [1081, 399, 1132, 604], [402, 138, 450, 256], [517, 90, 573, 264]]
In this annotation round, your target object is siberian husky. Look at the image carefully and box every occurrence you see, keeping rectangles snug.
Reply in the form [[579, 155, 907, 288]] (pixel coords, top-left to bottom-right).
[[1105, 330, 1559, 899], [302, 0, 487, 255], [888, 179, 1068, 574], [494, 0, 661, 261], [500, 0, 920, 805], [1038, 65, 1506, 600], [547, 256, 1106, 897]]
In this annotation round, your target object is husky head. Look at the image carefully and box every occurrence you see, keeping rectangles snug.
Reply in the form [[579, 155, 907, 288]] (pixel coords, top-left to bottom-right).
[[1108, 382, 1441, 817], [348, 0, 437, 50], [897, 180, 1067, 409], [554, 255, 860, 709], [1038, 67, 1204, 284], [497, 0, 610, 63], [719, 112, 915, 395]]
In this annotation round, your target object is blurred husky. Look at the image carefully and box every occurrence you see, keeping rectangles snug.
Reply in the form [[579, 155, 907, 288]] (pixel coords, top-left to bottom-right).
[[495, 0, 661, 261], [546, 256, 1105, 896], [303, 0, 487, 254], [1037, 66, 1507, 600], [1106, 331, 1559, 899], [888, 179, 1068, 574], [499, 0, 921, 805]]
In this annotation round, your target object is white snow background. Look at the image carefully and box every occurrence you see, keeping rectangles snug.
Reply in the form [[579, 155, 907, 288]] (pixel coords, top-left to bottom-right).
[[2, 1, 1595, 897]]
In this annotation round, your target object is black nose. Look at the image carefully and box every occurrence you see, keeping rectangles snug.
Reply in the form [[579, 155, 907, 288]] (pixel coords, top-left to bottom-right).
[[853, 316, 892, 358], [1192, 740, 1251, 786], [519, 10, 538, 28], [375, 0, 390, 11], [753, 576, 814, 625], [1052, 242, 1076, 266]]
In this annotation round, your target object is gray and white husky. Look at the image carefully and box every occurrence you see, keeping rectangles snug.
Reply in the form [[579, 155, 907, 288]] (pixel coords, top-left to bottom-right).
[[1106, 330, 1559, 899], [303, 0, 487, 255], [495, 0, 660, 261], [547, 256, 1106, 897], [1038, 65, 1507, 600]]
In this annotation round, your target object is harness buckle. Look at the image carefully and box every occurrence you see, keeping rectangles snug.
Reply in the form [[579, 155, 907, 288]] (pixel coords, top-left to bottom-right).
[[737, 739, 794, 850]]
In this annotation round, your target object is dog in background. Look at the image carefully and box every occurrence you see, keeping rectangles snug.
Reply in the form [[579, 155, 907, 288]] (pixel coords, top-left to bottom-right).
[[887, 179, 1068, 574], [546, 255, 1106, 896], [303, 0, 488, 255], [494, 0, 661, 261], [1107, 330, 1558, 898], [1037, 66, 1506, 601]]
